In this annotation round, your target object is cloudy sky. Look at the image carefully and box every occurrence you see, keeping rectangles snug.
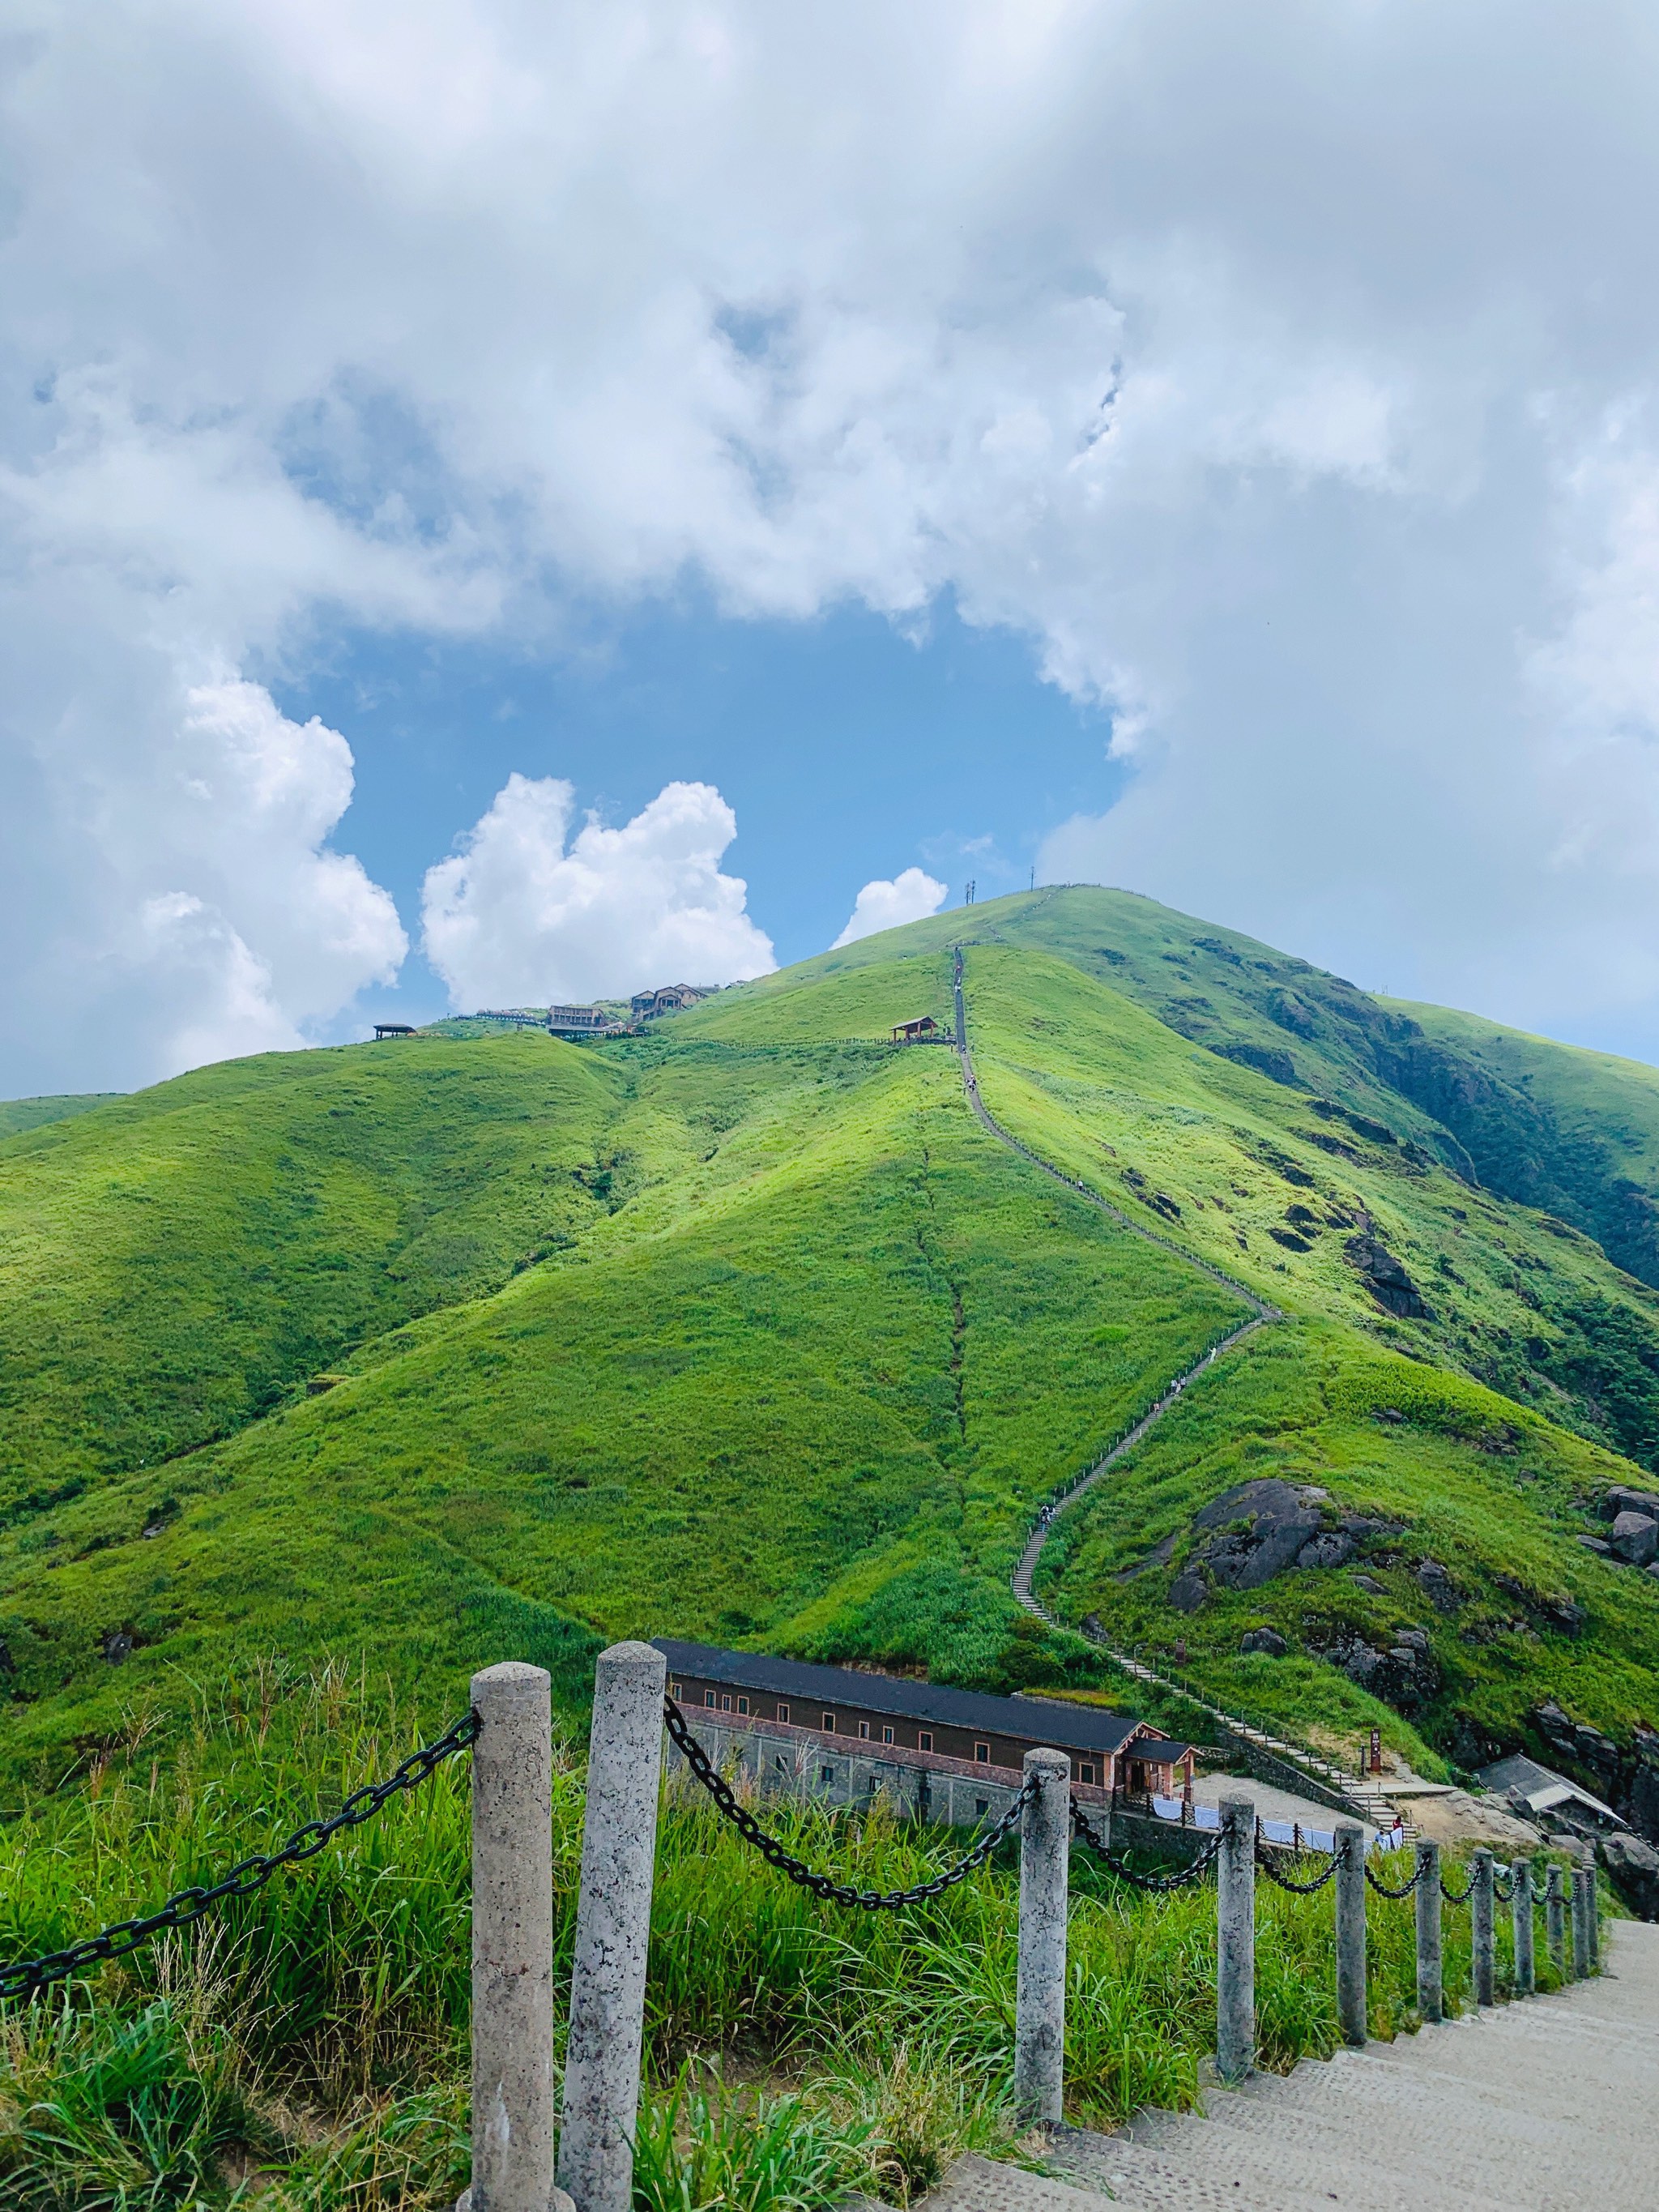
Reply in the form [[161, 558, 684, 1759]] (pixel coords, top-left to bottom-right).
[[8, 2, 1659, 1095]]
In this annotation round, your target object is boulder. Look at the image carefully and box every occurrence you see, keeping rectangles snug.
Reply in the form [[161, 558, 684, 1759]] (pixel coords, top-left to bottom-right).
[[1239, 1627, 1289, 1658], [1168, 1569, 1209, 1614], [1416, 1558, 1462, 1612], [1600, 1832, 1659, 1923], [1191, 1478, 1323, 1591], [1601, 1484, 1659, 1522], [1298, 1530, 1354, 1570], [1350, 1573, 1385, 1595], [1610, 1511, 1659, 1568], [1329, 1630, 1439, 1719], [1579, 1535, 1612, 1554]]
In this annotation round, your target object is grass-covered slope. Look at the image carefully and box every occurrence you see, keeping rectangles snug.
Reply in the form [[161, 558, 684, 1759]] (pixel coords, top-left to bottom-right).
[[0, 1013, 1242, 1779], [0, 1092, 122, 1140], [4, 889, 1659, 1808]]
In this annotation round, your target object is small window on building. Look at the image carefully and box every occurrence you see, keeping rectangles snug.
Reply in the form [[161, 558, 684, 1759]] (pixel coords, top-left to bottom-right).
[[858, 1720, 871, 1740], [822, 1712, 837, 1732], [919, 1730, 933, 1751], [736, 1695, 749, 1715], [821, 1766, 835, 1785], [882, 1726, 894, 1744], [720, 1694, 731, 1712], [703, 1689, 716, 1708], [777, 1702, 791, 1723], [975, 1798, 988, 1816], [1080, 1762, 1095, 1785], [671, 1680, 683, 1698], [774, 1754, 787, 1772], [975, 1742, 990, 1764]]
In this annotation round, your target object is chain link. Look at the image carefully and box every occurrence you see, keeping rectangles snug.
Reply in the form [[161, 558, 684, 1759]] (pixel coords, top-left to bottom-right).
[[1365, 1859, 1425, 1900], [663, 1697, 1033, 1909], [1069, 1800, 1222, 1890], [1440, 1870, 1477, 1904], [1492, 1867, 1516, 1902], [1, 1708, 480, 2003], [1254, 1841, 1339, 1894]]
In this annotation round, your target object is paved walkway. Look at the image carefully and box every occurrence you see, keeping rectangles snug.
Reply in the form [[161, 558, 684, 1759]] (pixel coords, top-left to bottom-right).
[[922, 1921, 1659, 2212]]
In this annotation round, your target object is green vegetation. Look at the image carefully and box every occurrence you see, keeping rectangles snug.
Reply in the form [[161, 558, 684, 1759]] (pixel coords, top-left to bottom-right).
[[6, 882, 1659, 1800], [0, 1095, 122, 1142], [0, 1663, 1558, 2210]]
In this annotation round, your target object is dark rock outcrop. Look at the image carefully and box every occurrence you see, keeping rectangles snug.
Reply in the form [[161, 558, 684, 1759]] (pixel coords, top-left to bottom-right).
[[1167, 1568, 1209, 1614], [1600, 1832, 1659, 1922], [1347, 1232, 1431, 1319], [1298, 1530, 1354, 1570], [1610, 1511, 1659, 1567], [1492, 1574, 1586, 1637], [1190, 1480, 1323, 1591], [1601, 1484, 1659, 1521], [1327, 1629, 1440, 1719], [1239, 1627, 1289, 1657], [1416, 1558, 1462, 1613]]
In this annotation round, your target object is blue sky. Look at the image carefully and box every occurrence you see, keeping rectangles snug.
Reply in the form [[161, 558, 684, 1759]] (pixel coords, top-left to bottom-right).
[[11, 5, 1659, 1094], [271, 594, 1120, 1025]]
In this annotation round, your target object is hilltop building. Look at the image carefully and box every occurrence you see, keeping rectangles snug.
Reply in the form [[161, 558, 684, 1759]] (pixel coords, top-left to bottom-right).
[[891, 1014, 939, 1042], [631, 984, 714, 1018], [549, 1004, 624, 1036], [655, 1638, 1192, 1831]]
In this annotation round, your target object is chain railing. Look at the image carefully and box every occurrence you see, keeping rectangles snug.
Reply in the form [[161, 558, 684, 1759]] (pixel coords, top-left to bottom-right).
[[1440, 1868, 1478, 1904], [663, 1695, 1036, 1909], [1069, 1800, 1223, 1890], [0, 1708, 480, 2003], [1366, 1856, 1426, 1900], [1254, 1839, 1340, 1894]]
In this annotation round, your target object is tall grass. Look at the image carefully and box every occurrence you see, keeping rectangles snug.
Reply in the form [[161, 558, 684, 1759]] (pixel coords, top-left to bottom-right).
[[0, 1664, 1577, 2210]]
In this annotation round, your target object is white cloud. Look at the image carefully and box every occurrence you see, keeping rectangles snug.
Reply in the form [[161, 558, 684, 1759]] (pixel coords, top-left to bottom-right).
[[14, 5, 1659, 1071], [421, 775, 774, 1008], [833, 868, 949, 948]]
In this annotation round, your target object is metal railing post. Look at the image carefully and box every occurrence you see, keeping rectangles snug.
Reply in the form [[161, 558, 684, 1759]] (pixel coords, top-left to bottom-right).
[[558, 1642, 667, 2212], [1512, 1859, 1535, 1996], [1216, 1796, 1256, 2082], [1546, 1862, 1566, 1976], [1471, 1849, 1495, 2006], [1415, 1840, 1443, 2024], [468, 1662, 557, 2212], [1334, 1822, 1367, 2047], [1013, 1749, 1070, 2124]]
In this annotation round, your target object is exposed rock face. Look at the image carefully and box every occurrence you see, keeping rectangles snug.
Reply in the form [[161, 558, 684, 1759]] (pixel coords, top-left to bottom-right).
[[1214, 1040, 1300, 1086], [1297, 1530, 1354, 1569], [1327, 1628, 1440, 1719], [1600, 1832, 1659, 1922], [1167, 1569, 1209, 1614], [1346, 1232, 1431, 1319], [1492, 1574, 1587, 1637], [1189, 1480, 1323, 1591], [1239, 1627, 1288, 1657], [1610, 1511, 1659, 1567], [1416, 1557, 1462, 1613]]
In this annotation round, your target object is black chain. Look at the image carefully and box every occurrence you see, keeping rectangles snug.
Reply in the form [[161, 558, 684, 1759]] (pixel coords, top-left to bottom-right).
[[1069, 1800, 1222, 1890], [1365, 1859, 1424, 1900], [1255, 1841, 1338, 1894], [1440, 1869, 1477, 1904], [663, 1697, 1033, 1909], [0, 1709, 480, 2003], [1492, 1867, 1516, 1902]]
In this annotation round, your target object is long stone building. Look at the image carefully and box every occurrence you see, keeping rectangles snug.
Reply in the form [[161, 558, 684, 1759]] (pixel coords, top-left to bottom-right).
[[655, 1637, 1194, 1831]]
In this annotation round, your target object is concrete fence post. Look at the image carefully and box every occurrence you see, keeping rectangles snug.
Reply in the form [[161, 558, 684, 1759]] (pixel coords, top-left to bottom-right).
[[1545, 1862, 1566, 1976], [558, 1642, 667, 2212], [1588, 1864, 1601, 1970], [1334, 1822, 1367, 2048], [1414, 1840, 1443, 2025], [1512, 1859, 1535, 1996], [1013, 1748, 1070, 2126], [1571, 1863, 1597, 1980], [1470, 1849, 1495, 2007], [1216, 1796, 1256, 2083], [468, 1662, 557, 2212]]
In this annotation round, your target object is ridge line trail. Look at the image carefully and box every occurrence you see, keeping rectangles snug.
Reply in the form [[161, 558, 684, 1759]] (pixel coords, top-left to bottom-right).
[[949, 944, 1399, 1813]]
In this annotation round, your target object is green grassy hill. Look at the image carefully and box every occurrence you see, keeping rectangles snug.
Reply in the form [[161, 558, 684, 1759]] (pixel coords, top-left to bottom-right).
[[0, 1092, 122, 1140], [3, 888, 1658, 1827]]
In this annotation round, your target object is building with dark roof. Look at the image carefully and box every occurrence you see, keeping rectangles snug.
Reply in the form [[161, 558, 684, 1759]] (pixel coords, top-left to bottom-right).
[[654, 1637, 1191, 1796]]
